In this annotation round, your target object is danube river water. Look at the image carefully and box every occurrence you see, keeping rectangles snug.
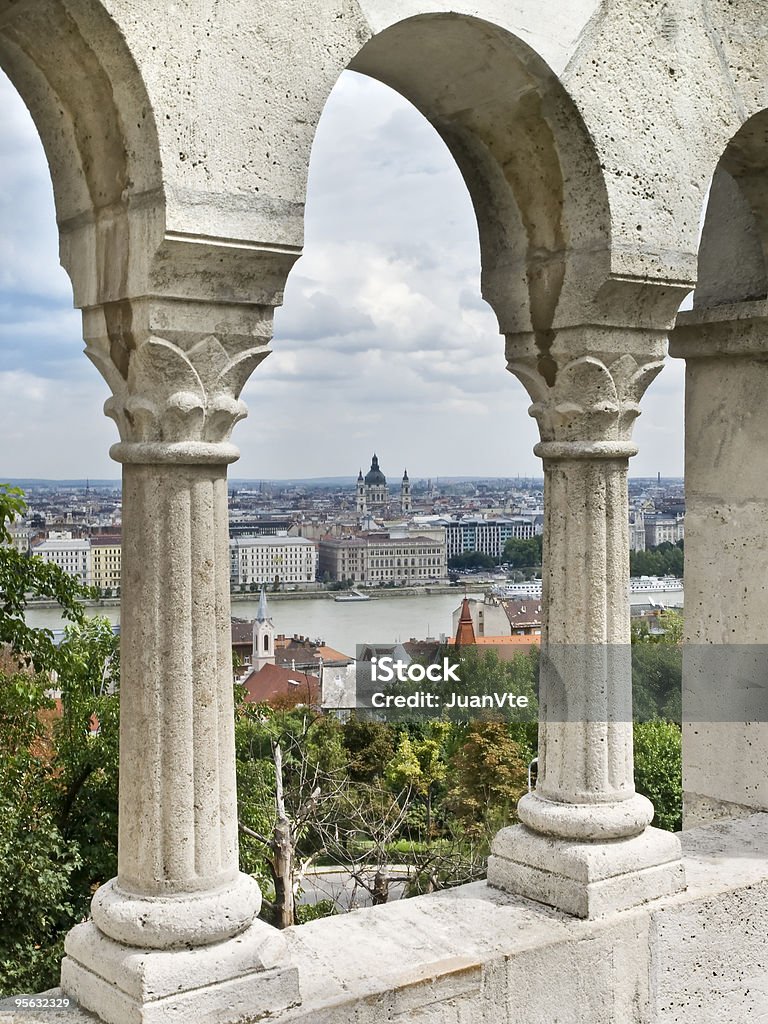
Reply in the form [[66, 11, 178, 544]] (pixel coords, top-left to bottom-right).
[[24, 592, 465, 658]]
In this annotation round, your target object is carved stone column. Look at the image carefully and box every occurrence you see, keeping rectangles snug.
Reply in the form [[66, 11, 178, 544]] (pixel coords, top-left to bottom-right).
[[61, 298, 300, 1024], [488, 326, 686, 918]]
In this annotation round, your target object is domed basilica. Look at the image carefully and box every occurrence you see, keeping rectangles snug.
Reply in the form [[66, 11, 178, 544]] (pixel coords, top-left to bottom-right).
[[356, 454, 411, 514]]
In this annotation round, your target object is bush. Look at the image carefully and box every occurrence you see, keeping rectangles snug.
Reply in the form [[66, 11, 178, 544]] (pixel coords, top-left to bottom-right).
[[633, 721, 682, 832]]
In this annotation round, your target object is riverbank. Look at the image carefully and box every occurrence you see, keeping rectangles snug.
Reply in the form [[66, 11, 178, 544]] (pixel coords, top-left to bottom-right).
[[24, 581, 489, 611]]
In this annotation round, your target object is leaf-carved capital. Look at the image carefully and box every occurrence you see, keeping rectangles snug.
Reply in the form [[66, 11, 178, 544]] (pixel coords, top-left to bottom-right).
[[506, 328, 666, 447], [83, 299, 272, 463]]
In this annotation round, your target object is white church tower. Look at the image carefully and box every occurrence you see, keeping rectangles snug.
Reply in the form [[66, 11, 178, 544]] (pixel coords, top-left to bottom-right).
[[401, 469, 412, 513], [356, 469, 366, 514], [252, 587, 275, 671]]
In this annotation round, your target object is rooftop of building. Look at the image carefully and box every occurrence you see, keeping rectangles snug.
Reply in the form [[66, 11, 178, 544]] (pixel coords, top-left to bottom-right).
[[230, 535, 314, 547], [241, 663, 321, 708], [90, 535, 122, 547], [363, 453, 386, 486], [230, 619, 352, 666]]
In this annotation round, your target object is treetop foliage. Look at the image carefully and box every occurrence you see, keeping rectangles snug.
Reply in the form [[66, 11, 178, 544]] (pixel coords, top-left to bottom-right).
[[0, 486, 95, 673], [0, 485, 119, 996], [630, 540, 684, 579]]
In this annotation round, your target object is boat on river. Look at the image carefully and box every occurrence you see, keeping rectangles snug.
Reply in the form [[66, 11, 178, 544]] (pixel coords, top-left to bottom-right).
[[334, 589, 372, 603]]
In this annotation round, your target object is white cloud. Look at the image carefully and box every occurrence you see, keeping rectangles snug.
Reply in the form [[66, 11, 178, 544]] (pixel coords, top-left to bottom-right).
[[0, 75, 73, 301], [0, 66, 685, 481], [0, 369, 117, 477]]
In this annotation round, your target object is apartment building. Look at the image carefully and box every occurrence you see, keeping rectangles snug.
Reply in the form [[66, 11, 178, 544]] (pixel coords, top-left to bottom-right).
[[91, 536, 122, 592], [230, 535, 317, 587], [33, 536, 91, 585], [318, 533, 447, 585]]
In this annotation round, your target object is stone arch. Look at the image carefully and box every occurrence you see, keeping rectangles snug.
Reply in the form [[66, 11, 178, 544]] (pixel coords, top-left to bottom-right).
[[0, 0, 163, 308], [694, 108, 768, 309], [324, 12, 614, 353]]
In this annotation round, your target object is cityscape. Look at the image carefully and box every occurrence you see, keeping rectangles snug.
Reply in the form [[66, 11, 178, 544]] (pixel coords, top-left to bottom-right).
[[4, 456, 685, 671], [3, 455, 685, 595]]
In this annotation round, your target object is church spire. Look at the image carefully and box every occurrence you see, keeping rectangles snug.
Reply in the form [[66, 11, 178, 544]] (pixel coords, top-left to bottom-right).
[[455, 597, 476, 647], [256, 586, 270, 623], [253, 587, 275, 671], [401, 467, 412, 513]]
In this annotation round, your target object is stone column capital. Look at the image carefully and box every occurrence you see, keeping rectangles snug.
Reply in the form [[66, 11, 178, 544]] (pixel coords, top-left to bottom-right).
[[82, 296, 273, 464], [506, 326, 667, 446], [670, 301, 768, 361]]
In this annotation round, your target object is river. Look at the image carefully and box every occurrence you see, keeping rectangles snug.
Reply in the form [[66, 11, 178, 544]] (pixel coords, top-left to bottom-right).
[[24, 592, 465, 657]]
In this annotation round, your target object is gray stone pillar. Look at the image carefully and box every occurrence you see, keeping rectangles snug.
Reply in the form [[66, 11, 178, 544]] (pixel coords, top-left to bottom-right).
[[93, 458, 257, 946], [61, 301, 300, 1024], [520, 447, 653, 840], [488, 326, 686, 918], [670, 307, 768, 828]]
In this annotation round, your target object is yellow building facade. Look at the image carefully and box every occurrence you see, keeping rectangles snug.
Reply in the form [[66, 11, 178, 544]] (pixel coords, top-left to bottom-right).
[[90, 538, 122, 593]]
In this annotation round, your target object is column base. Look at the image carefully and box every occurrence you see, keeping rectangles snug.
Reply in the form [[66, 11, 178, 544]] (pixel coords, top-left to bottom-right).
[[487, 824, 686, 919], [61, 919, 300, 1024]]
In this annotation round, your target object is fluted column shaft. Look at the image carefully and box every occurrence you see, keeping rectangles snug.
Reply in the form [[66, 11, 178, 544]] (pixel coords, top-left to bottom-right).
[[118, 462, 237, 895], [91, 455, 261, 949], [517, 445, 652, 839]]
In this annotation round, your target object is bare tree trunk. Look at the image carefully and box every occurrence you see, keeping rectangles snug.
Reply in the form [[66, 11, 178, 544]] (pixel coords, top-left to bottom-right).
[[273, 743, 295, 929], [372, 867, 389, 906]]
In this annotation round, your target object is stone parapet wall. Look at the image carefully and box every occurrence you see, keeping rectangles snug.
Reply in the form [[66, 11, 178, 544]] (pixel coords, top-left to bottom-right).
[[6, 815, 767, 1024]]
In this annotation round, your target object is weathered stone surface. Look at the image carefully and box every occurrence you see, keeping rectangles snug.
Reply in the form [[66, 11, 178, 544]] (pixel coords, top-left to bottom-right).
[[670, 310, 768, 827], [60, 921, 299, 1024], [9, 816, 768, 1024], [488, 825, 685, 918]]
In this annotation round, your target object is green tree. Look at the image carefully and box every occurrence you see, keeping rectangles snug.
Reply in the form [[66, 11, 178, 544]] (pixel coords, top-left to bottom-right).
[[443, 647, 539, 728], [446, 720, 529, 836], [631, 610, 683, 722], [633, 721, 682, 832], [502, 535, 543, 569], [53, 619, 120, 904], [342, 717, 396, 783], [448, 551, 496, 571], [0, 785, 82, 996], [0, 486, 120, 996], [630, 540, 684, 579], [385, 734, 422, 790], [0, 484, 93, 672]]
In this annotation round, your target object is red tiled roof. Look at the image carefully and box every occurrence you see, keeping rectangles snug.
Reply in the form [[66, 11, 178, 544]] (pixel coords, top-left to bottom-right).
[[242, 663, 321, 707], [446, 634, 540, 660]]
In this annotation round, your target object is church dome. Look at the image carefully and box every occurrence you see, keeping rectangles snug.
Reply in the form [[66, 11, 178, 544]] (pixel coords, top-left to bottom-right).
[[364, 454, 386, 486]]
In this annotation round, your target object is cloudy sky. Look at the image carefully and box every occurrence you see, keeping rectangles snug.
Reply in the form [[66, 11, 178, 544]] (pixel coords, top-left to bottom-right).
[[0, 69, 686, 482]]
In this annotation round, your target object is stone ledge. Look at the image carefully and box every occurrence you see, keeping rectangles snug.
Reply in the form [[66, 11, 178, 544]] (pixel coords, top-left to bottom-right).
[[3, 815, 768, 1024], [280, 813, 768, 1023]]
